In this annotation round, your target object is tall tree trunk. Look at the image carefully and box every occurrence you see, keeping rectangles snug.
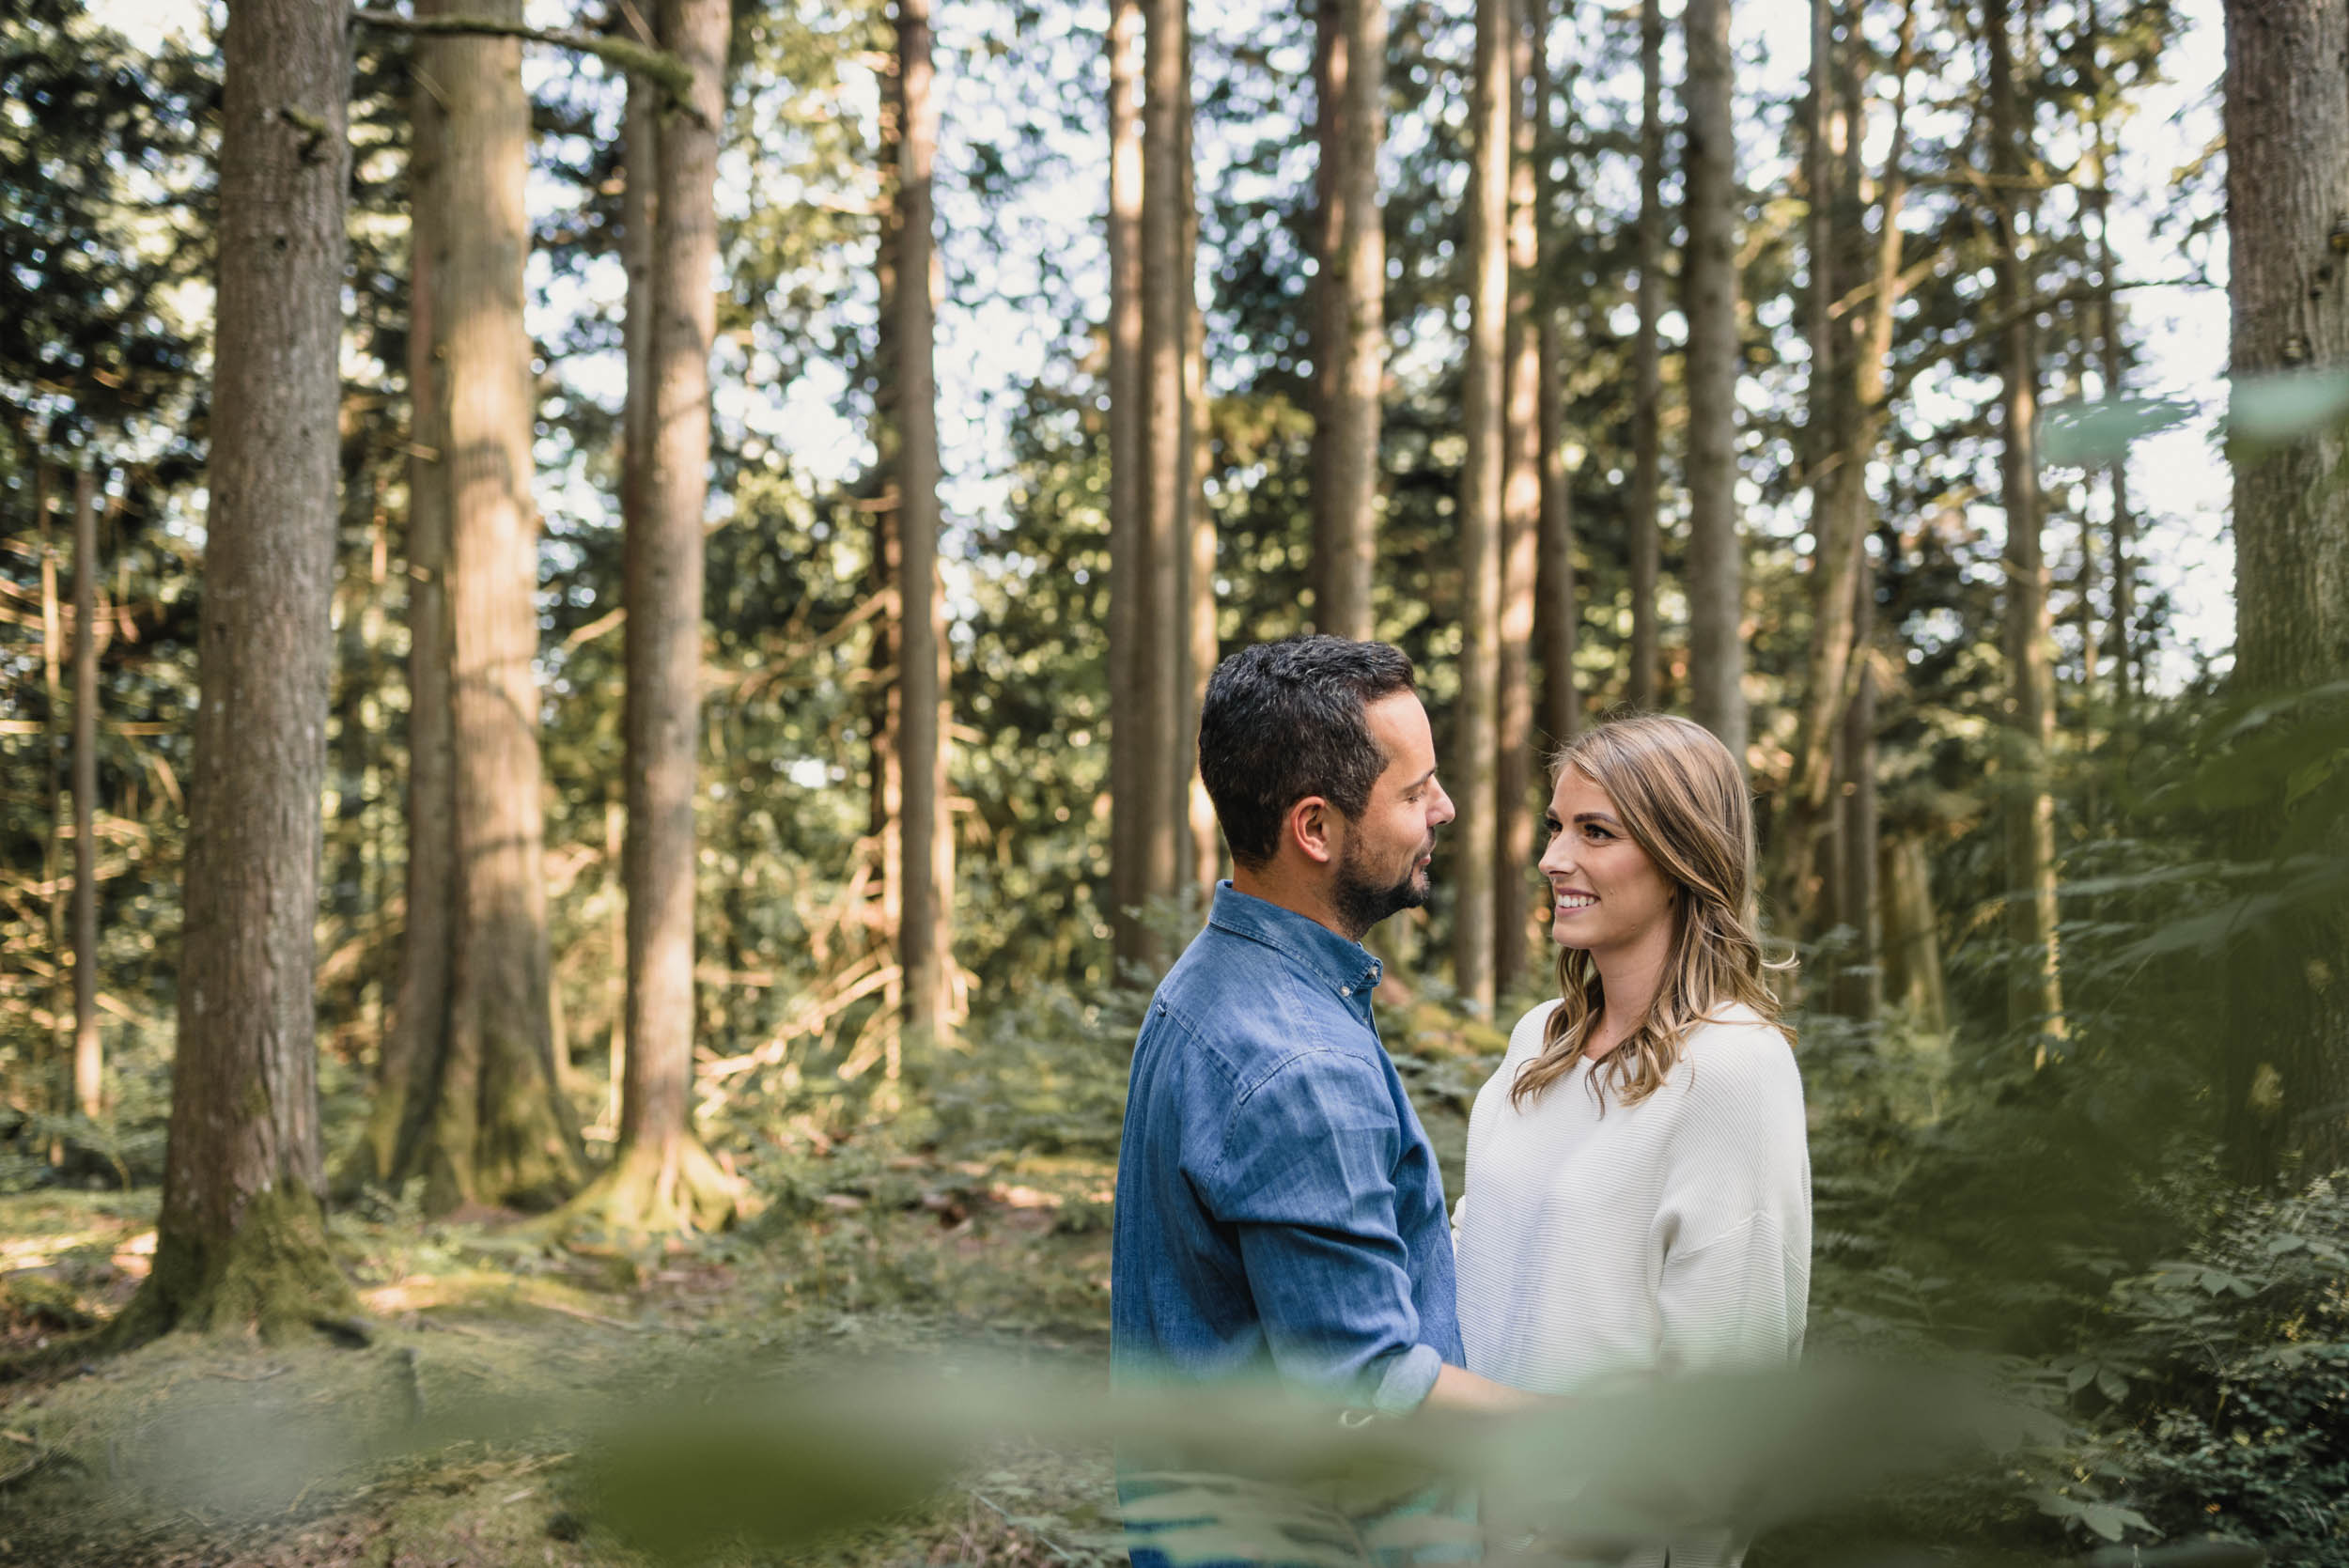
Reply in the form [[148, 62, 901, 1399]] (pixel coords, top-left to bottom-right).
[[2086, 1, 2137, 719], [1532, 0, 1574, 753], [1124, 0, 1189, 968], [612, 51, 655, 1105], [71, 466, 101, 1120], [39, 461, 64, 1133], [1781, 0, 1864, 927], [896, 0, 954, 1043], [1495, 0, 1543, 995], [562, 1, 738, 1234], [409, 0, 582, 1211], [1681, 0, 1743, 761], [1832, 560, 1880, 1021], [349, 38, 459, 1193], [119, 0, 355, 1342], [1453, 0, 1512, 1018], [1106, 0, 1143, 955], [1627, 0, 1662, 712], [867, 43, 906, 1017], [1310, 0, 1382, 640], [1183, 73, 1220, 909], [2219, 0, 2349, 1181], [1985, 0, 2063, 1057]]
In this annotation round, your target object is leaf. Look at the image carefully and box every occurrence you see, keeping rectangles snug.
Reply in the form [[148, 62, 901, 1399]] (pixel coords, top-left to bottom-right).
[[2066, 1360, 2099, 1394], [2040, 394, 2198, 466], [2229, 365, 2349, 444], [2096, 1368, 2130, 1403]]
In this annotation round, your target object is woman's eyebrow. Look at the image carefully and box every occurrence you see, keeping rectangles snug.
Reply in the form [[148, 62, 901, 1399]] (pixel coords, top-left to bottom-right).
[[1572, 811, 1622, 827]]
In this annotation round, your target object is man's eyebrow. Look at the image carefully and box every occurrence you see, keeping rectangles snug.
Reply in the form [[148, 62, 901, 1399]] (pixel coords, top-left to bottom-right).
[[1402, 766, 1438, 790]]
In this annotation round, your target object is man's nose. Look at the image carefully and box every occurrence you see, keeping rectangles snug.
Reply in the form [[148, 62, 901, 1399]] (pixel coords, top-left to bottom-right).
[[1429, 783, 1457, 828]]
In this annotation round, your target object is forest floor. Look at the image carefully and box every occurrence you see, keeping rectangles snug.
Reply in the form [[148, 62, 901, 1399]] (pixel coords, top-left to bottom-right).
[[0, 1148, 1138, 1568]]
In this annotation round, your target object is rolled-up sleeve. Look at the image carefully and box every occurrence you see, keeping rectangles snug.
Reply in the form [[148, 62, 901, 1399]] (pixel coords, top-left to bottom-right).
[[1199, 1048, 1442, 1411]]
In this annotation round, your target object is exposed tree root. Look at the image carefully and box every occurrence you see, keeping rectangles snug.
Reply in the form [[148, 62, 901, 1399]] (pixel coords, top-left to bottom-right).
[[540, 1137, 739, 1242]]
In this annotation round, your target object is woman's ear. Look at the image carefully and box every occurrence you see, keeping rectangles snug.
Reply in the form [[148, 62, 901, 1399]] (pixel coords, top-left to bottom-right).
[[1286, 796, 1339, 866]]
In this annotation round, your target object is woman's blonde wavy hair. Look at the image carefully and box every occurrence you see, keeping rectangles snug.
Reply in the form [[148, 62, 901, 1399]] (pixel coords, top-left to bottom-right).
[[1510, 713, 1795, 1111]]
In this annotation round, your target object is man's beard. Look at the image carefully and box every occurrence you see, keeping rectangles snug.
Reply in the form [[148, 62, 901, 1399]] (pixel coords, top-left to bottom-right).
[[1332, 837, 1433, 939]]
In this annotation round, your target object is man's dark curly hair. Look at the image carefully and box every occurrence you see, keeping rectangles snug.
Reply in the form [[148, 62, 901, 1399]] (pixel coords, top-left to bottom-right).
[[1197, 636, 1418, 870]]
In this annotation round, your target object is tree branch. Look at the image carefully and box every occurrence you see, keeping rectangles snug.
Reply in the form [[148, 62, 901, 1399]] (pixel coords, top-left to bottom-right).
[[350, 9, 702, 120]]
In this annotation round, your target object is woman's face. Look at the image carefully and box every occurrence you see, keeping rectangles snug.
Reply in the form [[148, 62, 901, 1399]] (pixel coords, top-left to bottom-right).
[[1537, 767, 1677, 958]]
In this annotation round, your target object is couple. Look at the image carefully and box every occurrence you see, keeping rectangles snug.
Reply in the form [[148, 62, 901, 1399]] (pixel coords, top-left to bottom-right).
[[1109, 636, 1812, 1567]]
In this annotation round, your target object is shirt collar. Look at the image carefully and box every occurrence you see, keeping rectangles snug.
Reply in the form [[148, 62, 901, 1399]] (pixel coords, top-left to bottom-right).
[[1207, 881, 1385, 1000]]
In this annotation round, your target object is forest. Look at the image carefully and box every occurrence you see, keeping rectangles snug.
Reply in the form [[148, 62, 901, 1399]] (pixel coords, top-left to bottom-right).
[[1, 0, 2346, 1561]]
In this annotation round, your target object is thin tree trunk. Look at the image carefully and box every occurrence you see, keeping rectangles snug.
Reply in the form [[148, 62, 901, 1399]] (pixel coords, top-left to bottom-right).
[[867, 43, 906, 1017], [1681, 0, 1743, 761], [1781, 0, 1864, 927], [612, 42, 654, 1117], [71, 466, 101, 1120], [412, 0, 582, 1211], [1832, 567, 1880, 1021], [1627, 0, 1662, 712], [1532, 0, 1574, 753], [1308, 0, 1341, 629], [39, 461, 64, 1136], [350, 31, 459, 1193], [1183, 70, 1220, 909], [1879, 835, 1947, 1034], [1985, 0, 2063, 1056], [2086, 1, 2137, 718], [1127, 0, 1189, 967], [119, 0, 355, 1341], [1495, 0, 1543, 995], [1106, 0, 1143, 954], [1452, 0, 1511, 1019], [569, 0, 737, 1233], [2219, 0, 2349, 1182], [896, 0, 953, 1043], [1312, 0, 1382, 640]]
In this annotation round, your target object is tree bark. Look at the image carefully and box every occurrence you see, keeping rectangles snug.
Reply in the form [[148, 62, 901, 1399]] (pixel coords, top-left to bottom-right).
[[1453, 0, 1511, 1019], [349, 31, 459, 1194], [1879, 835, 1947, 1034], [561, 0, 736, 1234], [1495, 0, 1543, 995], [39, 462, 65, 1131], [1183, 66, 1220, 909], [1985, 0, 2064, 1056], [1310, 0, 1382, 640], [1106, 0, 1143, 955], [896, 0, 954, 1044], [400, 0, 582, 1211], [1124, 0, 1189, 968], [2220, 0, 2349, 1181], [119, 0, 355, 1342], [1681, 0, 1743, 762], [1628, 0, 1664, 715], [70, 467, 101, 1120], [1532, 0, 1574, 754]]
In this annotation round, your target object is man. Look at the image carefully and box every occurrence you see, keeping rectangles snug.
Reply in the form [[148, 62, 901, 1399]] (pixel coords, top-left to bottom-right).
[[1111, 637, 1524, 1481]]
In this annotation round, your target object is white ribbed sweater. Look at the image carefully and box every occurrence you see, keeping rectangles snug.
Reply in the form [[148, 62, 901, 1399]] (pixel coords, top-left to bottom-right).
[[1452, 1000, 1812, 1568]]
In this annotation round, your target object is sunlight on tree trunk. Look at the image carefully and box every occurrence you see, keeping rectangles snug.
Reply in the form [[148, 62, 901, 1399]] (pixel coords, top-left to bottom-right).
[[117, 0, 355, 1342], [70, 465, 100, 1120], [1495, 0, 1544, 997]]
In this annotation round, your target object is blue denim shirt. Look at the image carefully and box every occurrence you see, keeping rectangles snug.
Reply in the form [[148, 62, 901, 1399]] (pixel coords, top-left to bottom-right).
[[1110, 883, 1465, 1415]]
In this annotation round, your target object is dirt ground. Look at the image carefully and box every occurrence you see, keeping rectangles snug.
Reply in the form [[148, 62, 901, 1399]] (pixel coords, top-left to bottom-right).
[[0, 1154, 1126, 1568]]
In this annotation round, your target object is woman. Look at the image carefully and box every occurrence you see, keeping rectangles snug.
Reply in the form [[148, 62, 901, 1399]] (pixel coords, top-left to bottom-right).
[[1452, 714, 1810, 1564]]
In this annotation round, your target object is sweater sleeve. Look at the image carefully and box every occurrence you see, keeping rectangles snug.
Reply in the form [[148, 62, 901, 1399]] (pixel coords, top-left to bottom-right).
[[1653, 1024, 1812, 1375]]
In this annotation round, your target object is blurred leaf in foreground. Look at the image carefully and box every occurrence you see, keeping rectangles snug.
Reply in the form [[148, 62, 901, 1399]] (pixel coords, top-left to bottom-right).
[[2040, 394, 2198, 466]]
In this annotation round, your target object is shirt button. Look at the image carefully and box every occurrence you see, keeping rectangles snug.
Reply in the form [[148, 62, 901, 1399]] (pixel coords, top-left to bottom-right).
[[1340, 986, 1352, 996]]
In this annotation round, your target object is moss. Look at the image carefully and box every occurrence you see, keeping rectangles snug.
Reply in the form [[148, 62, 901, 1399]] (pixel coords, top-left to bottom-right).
[[543, 1138, 739, 1241], [107, 1181, 355, 1348]]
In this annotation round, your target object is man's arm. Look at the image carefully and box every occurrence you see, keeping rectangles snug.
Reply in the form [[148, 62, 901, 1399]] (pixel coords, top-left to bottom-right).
[[1423, 1361, 1545, 1413]]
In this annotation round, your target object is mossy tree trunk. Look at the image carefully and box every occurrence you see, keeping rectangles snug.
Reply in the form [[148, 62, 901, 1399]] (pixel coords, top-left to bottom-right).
[[120, 0, 356, 1343], [401, 0, 583, 1212], [2219, 0, 2349, 1183]]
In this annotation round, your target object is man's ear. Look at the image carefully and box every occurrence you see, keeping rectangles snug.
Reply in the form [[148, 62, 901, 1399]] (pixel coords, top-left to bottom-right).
[[1285, 796, 1339, 866]]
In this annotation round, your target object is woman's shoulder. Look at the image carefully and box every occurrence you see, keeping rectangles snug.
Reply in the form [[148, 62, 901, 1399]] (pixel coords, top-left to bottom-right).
[[1677, 1003, 1801, 1091], [1505, 998, 1565, 1056]]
